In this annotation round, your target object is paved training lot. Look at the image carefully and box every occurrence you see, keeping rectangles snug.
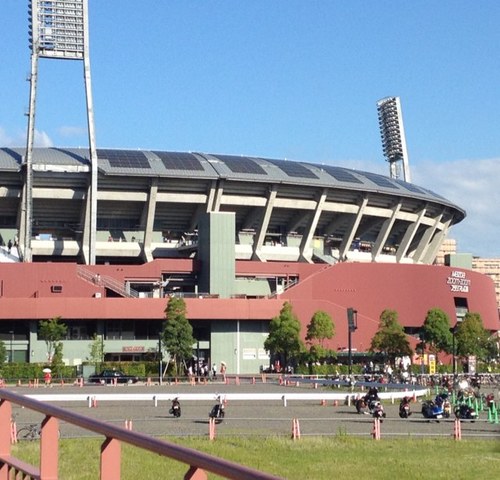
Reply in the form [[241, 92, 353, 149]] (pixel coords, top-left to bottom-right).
[[8, 382, 500, 440]]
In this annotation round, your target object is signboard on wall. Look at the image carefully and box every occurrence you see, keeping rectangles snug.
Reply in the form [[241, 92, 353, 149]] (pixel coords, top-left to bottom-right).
[[446, 270, 471, 293], [428, 354, 436, 374], [243, 348, 257, 360], [122, 346, 145, 353], [258, 348, 270, 360], [467, 355, 476, 375]]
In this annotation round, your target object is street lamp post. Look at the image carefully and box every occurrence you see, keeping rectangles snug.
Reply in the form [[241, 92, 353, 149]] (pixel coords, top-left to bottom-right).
[[347, 308, 358, 376], [9, 330, 14, 363], [451, 317, 464, 381], [452, 327, 456, 380], [158, 334, 163, 386], [418, 329, 426, 375]]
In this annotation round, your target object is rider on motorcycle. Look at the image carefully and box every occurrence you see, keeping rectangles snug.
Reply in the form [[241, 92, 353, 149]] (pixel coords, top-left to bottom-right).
[[365, 387, 380, 409], [209, 395, 225, 421], [399, 396, 412, 418], [170, 397, 181, 417]]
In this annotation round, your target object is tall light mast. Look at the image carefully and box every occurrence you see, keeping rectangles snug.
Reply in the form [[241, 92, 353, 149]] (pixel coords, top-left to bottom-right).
[[22, 0, 97, 264], [377, 96, 411, 183]]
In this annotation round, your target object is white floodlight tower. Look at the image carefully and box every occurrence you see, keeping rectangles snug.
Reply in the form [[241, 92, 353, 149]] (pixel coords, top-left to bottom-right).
[[22, 0, 98, 264], [377, 97, 411, 183]]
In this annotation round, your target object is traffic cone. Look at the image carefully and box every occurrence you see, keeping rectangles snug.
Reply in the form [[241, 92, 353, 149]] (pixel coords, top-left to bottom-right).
[[209, 418, 216, 440], [291, 418, 301, 440], [453, 418, 462, 440], [372, 418, 381, 440], [320, 399, 326, 406]]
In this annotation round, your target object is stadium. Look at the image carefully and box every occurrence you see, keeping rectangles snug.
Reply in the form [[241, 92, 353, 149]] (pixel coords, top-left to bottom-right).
[[0, 1, 498, 373], [0, 147, 498, 372]]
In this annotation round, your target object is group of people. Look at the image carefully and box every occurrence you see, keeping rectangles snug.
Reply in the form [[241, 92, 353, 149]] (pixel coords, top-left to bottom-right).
[[186, 361, 226, 380]]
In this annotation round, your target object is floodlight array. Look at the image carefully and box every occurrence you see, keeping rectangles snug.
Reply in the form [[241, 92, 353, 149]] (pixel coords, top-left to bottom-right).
[[29, 0, 85, 59], [377, 96, 406, 163]]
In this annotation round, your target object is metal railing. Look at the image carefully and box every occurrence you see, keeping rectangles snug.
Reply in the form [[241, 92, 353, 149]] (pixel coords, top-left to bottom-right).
[[0, 389, 281, 480], [76, 266, 139, 298]]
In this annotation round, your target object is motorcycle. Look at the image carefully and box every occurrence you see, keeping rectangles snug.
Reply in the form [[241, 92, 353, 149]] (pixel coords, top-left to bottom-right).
[[169, 398, 181, 418], [371, 401, 386, 421], [421, 394, 451, 420], [421, 400, 443, 420], [454, 403, 478, 421], [209, 399, 225, 423], [355, 397, 369, 414], [355, 397, 385, 420], [399, 397, 412, 418], [355, 387, 380, 415]]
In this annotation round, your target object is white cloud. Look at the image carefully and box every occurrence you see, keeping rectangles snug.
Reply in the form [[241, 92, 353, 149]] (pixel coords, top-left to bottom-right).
[[34, 129, 54, 148], [0, 127, 12, 145], [0, 126, 54, 148], [412, 158, 500, 258], [0, 126, 23, 146], [58, 125, 87, 138], [331, 156, 499, 258]]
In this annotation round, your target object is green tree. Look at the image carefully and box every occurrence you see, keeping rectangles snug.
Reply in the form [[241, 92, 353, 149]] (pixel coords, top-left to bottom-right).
[[162, 297, 195, 376], [455, 312, 489, 359], [87, 334, 105, 371], [305, 310, 335, 363], [0, 341, 7, 365], [39, 316, 68, 361], [264, 302, 305, 368], [51, 342, 65, 377], [484, 335, 500, 365], [306, 310, 335, 347], [370, 309, 412, 364], [422, 308, 453, 357]]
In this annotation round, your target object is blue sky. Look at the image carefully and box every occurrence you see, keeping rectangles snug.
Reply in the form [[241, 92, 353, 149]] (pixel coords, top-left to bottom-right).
[[1, 1, 499, 258]]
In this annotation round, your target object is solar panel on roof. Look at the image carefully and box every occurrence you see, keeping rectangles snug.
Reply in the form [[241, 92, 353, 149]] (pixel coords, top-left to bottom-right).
[[363, 172, 398, 189], [153, 151, 204, 171], [216, 155, 267, 175], [393, 179, 426, 194], [97, 149, 151, 169], [321, 165, 363, 184], [265, 159, 318, 179]]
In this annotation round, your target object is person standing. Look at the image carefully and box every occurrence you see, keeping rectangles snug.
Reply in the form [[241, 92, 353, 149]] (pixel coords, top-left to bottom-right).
[[220, 362, 226, 381]]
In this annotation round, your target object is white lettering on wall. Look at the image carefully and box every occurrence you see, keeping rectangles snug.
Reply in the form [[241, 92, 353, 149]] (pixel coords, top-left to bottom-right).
[[447, 270, 471, 293]]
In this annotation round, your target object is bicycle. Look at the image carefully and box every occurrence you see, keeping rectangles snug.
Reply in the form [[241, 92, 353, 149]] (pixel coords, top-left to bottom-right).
[[16, 423, 41, 441], [16, 422, 61, 441]]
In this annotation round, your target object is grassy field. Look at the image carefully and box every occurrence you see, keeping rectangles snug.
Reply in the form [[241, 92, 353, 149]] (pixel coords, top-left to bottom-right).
[[12, 435, 500, 479]]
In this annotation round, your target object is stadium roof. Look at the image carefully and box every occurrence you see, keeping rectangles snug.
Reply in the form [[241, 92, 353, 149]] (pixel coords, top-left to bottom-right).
[[0, 147, 461, 213]]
